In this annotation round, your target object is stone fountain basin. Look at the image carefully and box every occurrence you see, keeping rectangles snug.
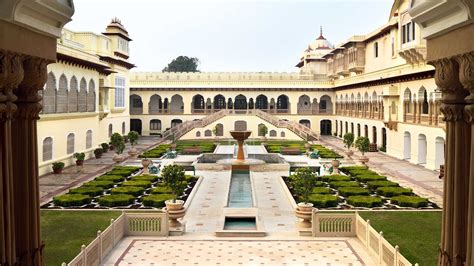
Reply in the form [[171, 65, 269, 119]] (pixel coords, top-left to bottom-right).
[[193, 153, 290, 172]]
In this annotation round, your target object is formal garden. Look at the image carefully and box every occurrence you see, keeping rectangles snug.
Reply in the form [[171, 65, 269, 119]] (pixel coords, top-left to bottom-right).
[[140, 140, 219, 158]]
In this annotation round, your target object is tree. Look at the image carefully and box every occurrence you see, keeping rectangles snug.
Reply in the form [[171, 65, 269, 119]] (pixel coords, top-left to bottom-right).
[[291, 168, 317, 205], [110, 133, 125, 154], [343, 133, 355, 149], [161, 164, 187, 202], [355, 136, 370, 156], [162, 56, 200, 72]]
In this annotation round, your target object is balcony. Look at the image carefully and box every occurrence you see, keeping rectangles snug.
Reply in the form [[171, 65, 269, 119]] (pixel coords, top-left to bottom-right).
[[399, 42, 427, 64], [99, 104, 109, 120], [348, 62, 364, 73]]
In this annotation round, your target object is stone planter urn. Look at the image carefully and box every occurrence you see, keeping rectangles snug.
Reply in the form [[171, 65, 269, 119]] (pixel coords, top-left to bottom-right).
[[345, 149, 354, 158], [358, 156, 369, 165], [112, 154, 124, 163], [304, 142, 312, 151], [331, 159, 340, 174], [295, 202, 313, 228], [170, 143, 177, 151], [141, 158, 151, 174], [128, 146, 138, 157], [163, 200, 185, 228]]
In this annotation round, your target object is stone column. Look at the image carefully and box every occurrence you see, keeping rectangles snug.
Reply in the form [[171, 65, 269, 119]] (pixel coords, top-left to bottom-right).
[[432, 57, 470, 266], [412, 102, 417, 123], [12, 56, 48, 265]]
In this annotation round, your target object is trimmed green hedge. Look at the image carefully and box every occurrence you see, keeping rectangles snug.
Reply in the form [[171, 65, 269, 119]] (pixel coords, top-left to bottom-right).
[[376, 187, 413, 197], [311, 187, 332, 195], [106, 169, 135, 177], [142, 194, 173, 208], [355, 174, 387, 182], [312, 144, 343, 159], [98, 194, 135, 207], [111, 186, 145, 197], [69, 186, 104, 197], [367, 180, 399, 190], [329, 181, 360, 188], [131, 175, 159, 182], [321, 174, 351, 182], [53, 194, 91, 207], [347, 196, 383, 208], [340, 166, 368, 172], [95, 175, 124, 182], [82, 180, 115, 189], [150, 184, 173, 194], [307, 194, 339, 208], [185, 175, 198, 182], [391, 196, 429, 208], [338, 187, 370, 197], [314, 181, 325, 187], [140, 144, 171, 158], [121, 180, 152, 188]]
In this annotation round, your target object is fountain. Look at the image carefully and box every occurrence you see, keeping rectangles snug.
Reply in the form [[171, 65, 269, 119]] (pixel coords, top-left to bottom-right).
[[230, 130, 252, 162]]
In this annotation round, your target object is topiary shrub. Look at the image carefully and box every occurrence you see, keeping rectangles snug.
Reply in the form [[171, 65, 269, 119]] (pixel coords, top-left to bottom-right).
[[338, 187, 370, 197], [98, 194, 135, 207], [367, 180, 399, 190], [106, 169, 135, 177], [355, 175, 387, 182], [69, 186, 104, 197], [311, 187, 332, 195], [347, 169, 377, 177], [347, 196, 383, 208], [82, 180, 115, 189], [131, 175, 159, 182], [329, 181, 360, 189], [53, 194, 91, 207], [95, 175, 125, 182], [121, 180, 152, 188], [376, 187, 412, 197], [150, 184, 173, 194], [307, 194, 339, 208], [321, 174, 351, 182], [111, 186, 145, 197], [390, 195, 428, 207], [142, 194, 174, 208]]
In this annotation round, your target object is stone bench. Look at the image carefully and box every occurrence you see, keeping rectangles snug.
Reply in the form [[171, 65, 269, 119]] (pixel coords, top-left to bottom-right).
[[281, 147, 302, 155]]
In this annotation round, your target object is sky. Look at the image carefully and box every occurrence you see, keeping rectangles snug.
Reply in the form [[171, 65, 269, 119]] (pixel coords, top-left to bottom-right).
[[68, 0, 394, 72]]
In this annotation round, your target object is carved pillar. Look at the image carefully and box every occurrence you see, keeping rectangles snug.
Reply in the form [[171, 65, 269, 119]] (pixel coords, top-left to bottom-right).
[[432, 58, 470, 266], [413, 102, 417, 123], [458, 52, 474, 266], [0, 51, 23, 266], [434, 101, 439, 125], [12, 57, 48, 266]]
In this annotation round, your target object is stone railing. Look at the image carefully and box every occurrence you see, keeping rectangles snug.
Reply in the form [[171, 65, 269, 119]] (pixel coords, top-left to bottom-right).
[[162, 109, 227, 140], [312, 211, 416, 266], [254, 109, 319, 140], [65, 211, 168, 266]]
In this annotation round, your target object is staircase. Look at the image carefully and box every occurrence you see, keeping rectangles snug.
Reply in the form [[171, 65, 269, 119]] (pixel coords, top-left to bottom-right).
[[162, 109, 227, 140], [253, 110, 319, 140]]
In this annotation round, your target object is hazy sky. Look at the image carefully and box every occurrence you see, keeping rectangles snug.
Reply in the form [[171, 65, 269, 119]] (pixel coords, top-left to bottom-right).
[[68, 0, 393, 72]]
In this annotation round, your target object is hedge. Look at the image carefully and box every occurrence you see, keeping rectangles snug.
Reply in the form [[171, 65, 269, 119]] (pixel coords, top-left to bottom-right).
[[131, 175, 159, 182], [53, 194, 91, 207], [140, 144, 171, 158], [391, 196, 429, 208], [142, 194, 173, 208], [367, 180, 399, 190], [321, 174, 351, 182], [338, 187, 370, 197], [329, 181, 360, 188], [311, 187, 332, 195], [111, 186, 145, 197], [314, 181, 325, 187], [355, 174, 387, 182], [150, 185, 173, 194], [69, 186, 104, 197], [347, 196, 383, 208], [376, 187, 413, 197], [348, 169, 378, 177], [340, 166, 368, 172], [95, 175, 124, 182], [98, 194, 135, 207], [82, 180, 115, 189], [105, 169, 135, 177], [307, 194, 339, 208], [185, 175, 198, 183], [121, 180, 152, 188]]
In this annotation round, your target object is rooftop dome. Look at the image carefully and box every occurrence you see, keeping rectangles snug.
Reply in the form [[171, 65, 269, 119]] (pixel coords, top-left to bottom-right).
[[309, 26, 334, 50]]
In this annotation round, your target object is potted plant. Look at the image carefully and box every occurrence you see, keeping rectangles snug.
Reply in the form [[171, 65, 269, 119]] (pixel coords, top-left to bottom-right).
[[161, 164, 187, 227], [141, 157, 152, 174], [52, 162, 65, 174], [212, 125, 219, 140], [343, 133, 355, 158], [331, 158, 341, 174], [355, 136, 370, 164], [94, 148, 103, 159], [110, 133, 125, 163], [127, 130, 139, 157], [109, 142, 115, 151], [73, 152, 85, 166], [259, 125, 268, 143], [101, 143, 109, 152], [291, 168, 317, 228], [123, 135, 129, 143]]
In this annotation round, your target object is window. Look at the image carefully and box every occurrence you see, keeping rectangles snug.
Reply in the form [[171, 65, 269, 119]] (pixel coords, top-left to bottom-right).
[[150, 119, 162, 130], [374, 42, 379, 58], [86, 130, 92, 149], [67, 133, 75, 154], [402, 22, 416, 44], [132, 97, 142, 108], [320, 100, 327, 110], [117, 38, 129, 53], [391, 37, 395, 57], [42, 137, 53, 162], [115, 76, 125, 108]]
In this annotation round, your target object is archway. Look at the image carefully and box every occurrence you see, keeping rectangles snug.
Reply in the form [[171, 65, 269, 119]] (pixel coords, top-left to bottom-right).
[[364, 125, 368, 138], [234, 94, 247, 110], [382, 128, 387, 149], [256, 95, 268, 110], [277, 95, 289, 113], [299, 119, 311, 128], [372, 126, 377, 144], [170, 94, 184, 114], [357, 124, 361, 137], [149, 94, 163, 114], [258, 124, 266, 137], [215, 123, 224, 136], [319, 95, 332, 114], [234, 120, 247, 131], [404, 132, 411, 160], [192, 94, 205, 112], [297, 95, 311, 114], [214, 94, 226, 110], [435, 137, 445, 170], [130, 119, 142, 135], [171, 119, 182, 128], [130, 94, 143, 114], [418, 134, 427, 164], [320, 120, 332, 135]]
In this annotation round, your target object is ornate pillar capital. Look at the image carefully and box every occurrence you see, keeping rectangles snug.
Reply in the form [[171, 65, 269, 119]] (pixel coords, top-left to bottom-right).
[[456, 52, 474, 123], [431, 58, 467, 103], [0, 50, 24, 121]]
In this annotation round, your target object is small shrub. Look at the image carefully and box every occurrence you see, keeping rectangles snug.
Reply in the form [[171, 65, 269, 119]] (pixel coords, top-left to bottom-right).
[[314, 181, 325, 187], [95, 175, 124, 182], [338, 187, 370, 197], [347, 169, 377, 177], [185, 175, 198, 183], [82, 180, 115, 189], [106, 169, 135, 177], [111, 186, 145, 197], [98, 194, 135, 207], [321, 174, 351, 182], [151, 184, 173, 194], [52, 161, 65, 170], [69, 186, 104, 197], [329, 181, 360, 189], [391, 196, 429, 208], [355, 175, 387, 182], [307, 194, 339, 208], [53, 194, 91, 207], [347, 196, 383, 208], [376, 187, 413, 197], [311, 187, 332, 194], [131, 175, 159, 182], [367, 180, 399, 190], [121, 180, 152, 188], [142, 194, 174, 208]]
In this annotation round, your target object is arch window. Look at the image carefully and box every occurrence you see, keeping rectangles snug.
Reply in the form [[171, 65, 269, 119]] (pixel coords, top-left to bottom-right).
[[192, 94, 205, 110], [234, 94, 247, 110], [86, 130, 93, 149], [87, 79, 96, 112], [277, 95, 289, 110], [57, 74, 68, 113], [256, 95, 268, 110], [150, 119, 162, 130], [68, 76, 78, 112], [43, 72, 56, 114], [78, 78, 87, 112], [269, 130, 277, 137], [214, 95, 226, 110], [42, 137, 53, 162], [67, 133, 75, 154], [149, 95, 163, 114]]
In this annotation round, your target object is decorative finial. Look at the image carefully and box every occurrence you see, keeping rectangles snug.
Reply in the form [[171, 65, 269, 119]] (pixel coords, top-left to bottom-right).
[[320, 26, 323, 37]]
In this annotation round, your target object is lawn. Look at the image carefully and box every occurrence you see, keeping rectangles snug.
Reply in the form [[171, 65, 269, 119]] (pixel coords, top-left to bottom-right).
[[359, 211, 442, 266], [41, 210, 121, 266]]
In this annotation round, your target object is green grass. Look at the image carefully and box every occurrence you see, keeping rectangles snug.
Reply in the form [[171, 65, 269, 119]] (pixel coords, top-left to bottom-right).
[[41, 210, 121, 266], [359, 211, 441, 266]]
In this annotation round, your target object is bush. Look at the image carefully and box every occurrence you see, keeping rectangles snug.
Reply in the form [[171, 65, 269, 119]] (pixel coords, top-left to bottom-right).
[[338, 187, 370, 197], [131, 175, 159, 182], [355, 175, 387, 182], [340, 166, 368, 172], [311, 187, 332, 194], [347, 169, 377, 177], [142, 194, 173, 208], [139, 144, 171, 158], [98, 194, 135, 207], [82, 180, 115, 189], [121, 180, 152, 188], [347, 196, 383, 208], [151, 184, 173, 194], [376, 187, 413, 197], [185, 175, 198, 183], [95, 175, 124, 182], [321, 174, 351, 182], [329, 181, 360, 189], [314, 181, 325, 187], [307, 194, 339, 208], [391, 196, 429, 208], [111, 186, 145, 197], [52, 161, 65, 170], [69, 186, 104, 197], [53, 194, 91, 207], [367, 180, 399, 190], [106, 169, 135, 177]]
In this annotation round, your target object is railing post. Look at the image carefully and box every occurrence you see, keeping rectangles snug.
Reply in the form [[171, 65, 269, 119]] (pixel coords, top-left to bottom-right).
[[61, 262, 67, 266], [394, 245, 399, 266], [110, 218, 115, 245], [97, 230, 102, 262], [366, 219, 370, 248], [81, 244, 87, 266], [379, 231, 384, 265]]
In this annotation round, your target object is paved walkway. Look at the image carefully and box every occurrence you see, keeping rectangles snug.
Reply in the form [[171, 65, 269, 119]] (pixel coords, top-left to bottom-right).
[[319, 136, 444, 207], [39, 136, 163, 205]]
